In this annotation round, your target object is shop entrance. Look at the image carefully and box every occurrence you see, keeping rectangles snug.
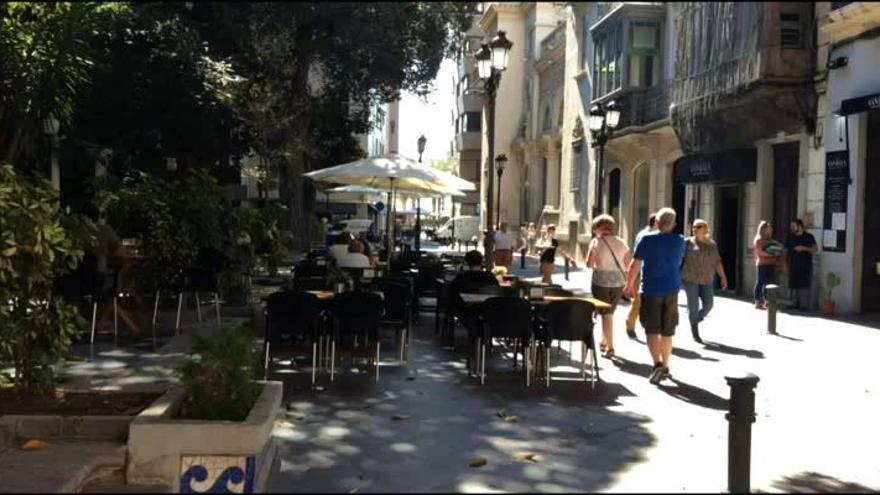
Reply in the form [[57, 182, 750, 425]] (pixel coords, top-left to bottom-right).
[[672, 180, 686, 235], [716, 185, 741, 293], [862, 109, 880, 313]]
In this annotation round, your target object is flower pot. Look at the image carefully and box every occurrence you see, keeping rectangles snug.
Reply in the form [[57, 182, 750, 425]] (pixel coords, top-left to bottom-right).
[[822, 299, 836, 316]]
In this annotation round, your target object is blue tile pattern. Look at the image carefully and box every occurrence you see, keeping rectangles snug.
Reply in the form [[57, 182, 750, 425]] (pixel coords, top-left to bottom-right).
[[180, 455, 255, 493]]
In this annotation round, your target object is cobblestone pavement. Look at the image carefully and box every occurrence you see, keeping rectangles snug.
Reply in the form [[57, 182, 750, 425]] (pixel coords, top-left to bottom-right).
[[266, 249, 880, 493]]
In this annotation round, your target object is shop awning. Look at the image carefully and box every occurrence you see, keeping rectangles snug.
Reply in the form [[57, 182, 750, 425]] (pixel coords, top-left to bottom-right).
[[839, 92, 880, 115], [674, 148, 757, 184]]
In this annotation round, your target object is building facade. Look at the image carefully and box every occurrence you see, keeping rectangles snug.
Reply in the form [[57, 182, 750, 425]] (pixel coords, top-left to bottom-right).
[[814, 1, 880, 314]]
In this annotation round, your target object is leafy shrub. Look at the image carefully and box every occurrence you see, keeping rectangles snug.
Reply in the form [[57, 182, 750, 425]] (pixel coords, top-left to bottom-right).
[[0, 164, 96, 393], [178, 325, 260, 421]]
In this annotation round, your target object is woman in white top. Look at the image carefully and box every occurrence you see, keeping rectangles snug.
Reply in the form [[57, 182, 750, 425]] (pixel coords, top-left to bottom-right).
[[585, 214, 632, 359], [336, 239, 372, 269]]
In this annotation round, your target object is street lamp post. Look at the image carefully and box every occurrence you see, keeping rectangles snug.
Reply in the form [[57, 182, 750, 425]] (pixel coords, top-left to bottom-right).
[[494, 154, 507, 227], [415, 135, 427, 257], [475, 31, 513, 269], [42, 113, 60, 192], [588, 100, 620, 217]]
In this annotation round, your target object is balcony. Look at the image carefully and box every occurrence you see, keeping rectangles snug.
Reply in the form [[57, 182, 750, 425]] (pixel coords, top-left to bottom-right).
[[455, 132, 481, 153], [539, 23, 565, 60], [607, 82, 672, 132], [823, 2, 880, 46], [669, 2, 816, 153], [456, 93, 483, 115]]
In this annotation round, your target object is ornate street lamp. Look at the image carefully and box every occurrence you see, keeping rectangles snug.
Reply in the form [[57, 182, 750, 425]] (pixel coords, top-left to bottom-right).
[[417, 134, 427, 163], [494, 154, 507, 227], [414, 135, 426, 256], [42, 113, 60, 191], [475, 30, 513, 269], [589, 100, 620, 217]]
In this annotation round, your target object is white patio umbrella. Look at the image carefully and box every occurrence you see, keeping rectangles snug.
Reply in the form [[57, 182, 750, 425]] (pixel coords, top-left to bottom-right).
[[327, 184, 466, 198], [304, 153, 476, 256]]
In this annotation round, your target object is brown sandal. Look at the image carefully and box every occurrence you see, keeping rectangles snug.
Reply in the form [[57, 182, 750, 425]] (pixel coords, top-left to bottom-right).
[[603, 348, 615, 359]]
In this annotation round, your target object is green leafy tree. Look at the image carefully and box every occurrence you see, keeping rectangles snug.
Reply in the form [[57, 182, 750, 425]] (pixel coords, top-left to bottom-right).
[[0, 163, 96, 393], [0, 2, 128, 165]]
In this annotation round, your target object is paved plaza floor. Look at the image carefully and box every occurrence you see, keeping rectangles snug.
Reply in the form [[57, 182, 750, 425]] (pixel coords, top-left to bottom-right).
[[266, 249, 880, 493]]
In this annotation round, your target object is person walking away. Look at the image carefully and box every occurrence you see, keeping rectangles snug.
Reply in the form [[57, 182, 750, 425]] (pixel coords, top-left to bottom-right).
[[624, 208, 685, 385], [681, 219, 728, 343], [784, 218, 817, 311], [753, 221, 783, 310], [493, 222, 514, 268], [585, 215, 631, 358], [625, 213, 657, 339], [539, 224, 576, 284]]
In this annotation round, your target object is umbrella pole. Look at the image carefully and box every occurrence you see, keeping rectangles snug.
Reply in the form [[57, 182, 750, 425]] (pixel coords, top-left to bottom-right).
[[387, 178, 395, 260], [415, 201, 421, 262]]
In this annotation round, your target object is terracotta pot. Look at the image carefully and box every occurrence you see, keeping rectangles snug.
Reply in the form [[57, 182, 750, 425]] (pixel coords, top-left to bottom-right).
[[822, 299, 836, 315]]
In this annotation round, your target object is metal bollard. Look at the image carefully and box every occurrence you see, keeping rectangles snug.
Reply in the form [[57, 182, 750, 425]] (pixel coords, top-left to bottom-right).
[[725, 373, 760, 494], [765, 284, 779, 334], [520, 249, 526, 269], [563, 258, 569, 281]]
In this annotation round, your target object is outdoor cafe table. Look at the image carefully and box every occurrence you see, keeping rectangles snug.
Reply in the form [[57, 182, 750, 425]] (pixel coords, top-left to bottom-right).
[[458, 293, 612, 311]]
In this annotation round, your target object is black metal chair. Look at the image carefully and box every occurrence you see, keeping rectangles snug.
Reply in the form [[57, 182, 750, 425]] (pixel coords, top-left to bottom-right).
[[263, 291, 324, 384], [479, 296, 535, 386], [371, 279, 412, 363], [444, 272, 498, 347], [295, 262, 329, 279], [536, 299, 599, 388], [330, 292, 384, 382], [57, 253, 120, 350], [186, 249, 222, 328]]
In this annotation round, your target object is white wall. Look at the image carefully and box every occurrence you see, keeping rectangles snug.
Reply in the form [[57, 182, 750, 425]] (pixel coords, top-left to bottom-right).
[[820, 35, 880, 314]]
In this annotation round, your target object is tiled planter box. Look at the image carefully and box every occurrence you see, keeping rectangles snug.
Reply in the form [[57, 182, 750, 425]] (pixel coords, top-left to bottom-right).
[[126, 381, 282, 493]]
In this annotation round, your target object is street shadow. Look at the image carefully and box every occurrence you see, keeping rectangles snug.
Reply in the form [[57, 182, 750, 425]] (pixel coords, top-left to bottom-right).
[[767, 333, 804, 342], [608, 355, 654, 379], [672, 347, 720, 362], [268, 317, 657, 493], [769, 471, 879, 493], [702, 341, 765, 359], [656, 378, 728, 411]]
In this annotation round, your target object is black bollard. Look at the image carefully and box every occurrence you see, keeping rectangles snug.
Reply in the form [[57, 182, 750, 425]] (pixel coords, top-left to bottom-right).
[[563, 258, 569, 281], [520, 248, 526, 269], [725, 373, 760, 494], [765, 284, 779, 334]]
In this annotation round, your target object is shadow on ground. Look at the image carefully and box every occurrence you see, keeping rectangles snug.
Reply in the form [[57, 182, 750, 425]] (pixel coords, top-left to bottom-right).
[[768, 471, 879, 493], [702, 341, 765, 359], [268, 320, 656, 493]]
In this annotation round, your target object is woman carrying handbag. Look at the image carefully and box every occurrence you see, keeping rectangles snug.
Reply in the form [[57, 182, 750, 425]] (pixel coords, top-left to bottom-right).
[[585, 215, 632, 359]]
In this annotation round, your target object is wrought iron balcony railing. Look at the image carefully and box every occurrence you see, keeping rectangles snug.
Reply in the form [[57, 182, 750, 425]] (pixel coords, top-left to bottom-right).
[[608, 82, 673, 131]]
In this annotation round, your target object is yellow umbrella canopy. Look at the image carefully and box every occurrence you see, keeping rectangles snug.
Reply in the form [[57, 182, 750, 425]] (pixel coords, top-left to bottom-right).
[[303, 153, 476, 193]]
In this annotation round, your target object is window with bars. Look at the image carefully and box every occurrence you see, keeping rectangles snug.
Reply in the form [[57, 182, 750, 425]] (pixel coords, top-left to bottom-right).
[[780, 13, 802, 49]]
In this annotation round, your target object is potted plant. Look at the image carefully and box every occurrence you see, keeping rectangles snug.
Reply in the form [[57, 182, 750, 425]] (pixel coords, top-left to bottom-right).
[[127, 325, 282, 492], [326, 267, 353, 293], [823, 272, 842, 315]]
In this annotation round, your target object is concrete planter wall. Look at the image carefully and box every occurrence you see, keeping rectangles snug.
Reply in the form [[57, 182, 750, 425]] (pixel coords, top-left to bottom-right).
[[127, 381, 282, 493]]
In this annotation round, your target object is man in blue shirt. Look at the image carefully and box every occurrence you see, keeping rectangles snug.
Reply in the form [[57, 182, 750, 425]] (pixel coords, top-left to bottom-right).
[[624, 207, 686, 384]]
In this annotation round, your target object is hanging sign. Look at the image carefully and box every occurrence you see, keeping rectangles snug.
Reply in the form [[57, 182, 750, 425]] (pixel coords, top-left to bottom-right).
[[822, 150, 849, 252]]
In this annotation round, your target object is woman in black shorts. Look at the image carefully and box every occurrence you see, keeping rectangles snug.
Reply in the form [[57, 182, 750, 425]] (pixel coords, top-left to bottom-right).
[[539, 225, 575, 284]]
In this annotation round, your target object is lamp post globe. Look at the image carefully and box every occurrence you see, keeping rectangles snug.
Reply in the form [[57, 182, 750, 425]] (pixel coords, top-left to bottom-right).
[[475, 43, 492, 79], [417, 134, 427, 162], [489, 31, 513, 71], [605, 100, 621, 130], [588, 104, 605, 133]]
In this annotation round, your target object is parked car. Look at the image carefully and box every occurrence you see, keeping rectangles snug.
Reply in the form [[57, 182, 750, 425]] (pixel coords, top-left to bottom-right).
[[434, 216, 480, 245]]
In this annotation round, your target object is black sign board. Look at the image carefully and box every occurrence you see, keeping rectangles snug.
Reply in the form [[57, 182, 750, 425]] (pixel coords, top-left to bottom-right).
[[675, 148, 757, 184], [839, 92, 880, 116], [822, 150, 849, 252]]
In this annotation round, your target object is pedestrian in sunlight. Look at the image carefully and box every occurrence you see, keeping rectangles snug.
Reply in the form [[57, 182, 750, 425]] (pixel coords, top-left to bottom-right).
[[681, 219, 728, 343]]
